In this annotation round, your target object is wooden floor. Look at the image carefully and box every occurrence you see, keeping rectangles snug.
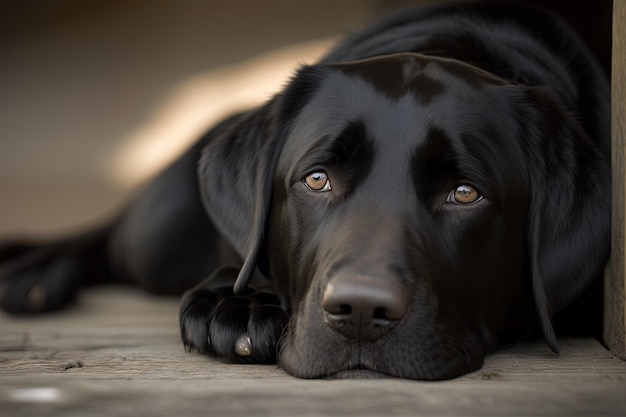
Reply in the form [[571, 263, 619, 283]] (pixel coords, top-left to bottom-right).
[[1, 287, 625, 417]]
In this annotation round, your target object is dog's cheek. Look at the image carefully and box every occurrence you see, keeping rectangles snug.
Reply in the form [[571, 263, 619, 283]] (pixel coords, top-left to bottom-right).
[[473, 204, 531, 339], [266, 199, 294, 300], [433, 206, 529, 344], [268, 192, 323, 302]]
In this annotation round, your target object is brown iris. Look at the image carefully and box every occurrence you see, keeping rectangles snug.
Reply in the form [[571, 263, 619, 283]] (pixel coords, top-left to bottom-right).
[[449, 184, 482, 205], [304, 171, 331, 192]]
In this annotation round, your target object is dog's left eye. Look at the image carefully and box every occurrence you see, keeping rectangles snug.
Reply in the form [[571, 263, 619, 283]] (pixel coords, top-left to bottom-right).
[[447, 184, 483, 205], [303, 171, 332, 192]]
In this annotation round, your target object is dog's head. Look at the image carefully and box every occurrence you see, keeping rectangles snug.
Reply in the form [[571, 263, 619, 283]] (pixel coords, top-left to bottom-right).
[[199, 53, 610, 380]]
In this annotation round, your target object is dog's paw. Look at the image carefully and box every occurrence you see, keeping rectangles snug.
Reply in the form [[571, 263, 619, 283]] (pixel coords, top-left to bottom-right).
[[0, 242, 81, 314], [180, 285, 288, 364]]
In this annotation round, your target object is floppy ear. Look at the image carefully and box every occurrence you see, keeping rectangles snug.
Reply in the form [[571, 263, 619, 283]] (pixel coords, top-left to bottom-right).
[[198, 65, 325, 294], [198, 106, 279, 294], [519, 87, 610, 353]]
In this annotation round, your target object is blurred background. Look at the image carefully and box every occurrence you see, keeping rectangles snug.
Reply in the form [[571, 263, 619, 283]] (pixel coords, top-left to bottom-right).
[[0, 0, 612, 238]]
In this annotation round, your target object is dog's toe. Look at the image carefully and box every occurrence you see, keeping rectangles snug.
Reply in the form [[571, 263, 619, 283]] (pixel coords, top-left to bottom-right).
[[180, 289, 220, 354], [180, 288, 287, 364]]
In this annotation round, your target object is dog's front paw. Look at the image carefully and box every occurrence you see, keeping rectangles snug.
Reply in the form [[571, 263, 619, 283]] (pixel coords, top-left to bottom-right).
[[180, 283, 288, 364]]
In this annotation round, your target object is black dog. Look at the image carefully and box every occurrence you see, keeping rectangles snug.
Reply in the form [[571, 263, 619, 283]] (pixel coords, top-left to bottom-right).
[[0, 2, 610, 380]]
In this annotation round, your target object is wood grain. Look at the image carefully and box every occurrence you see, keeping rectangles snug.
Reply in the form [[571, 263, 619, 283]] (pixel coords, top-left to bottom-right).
[[1, 287, 626, 417], [607, 0, 626, 360]]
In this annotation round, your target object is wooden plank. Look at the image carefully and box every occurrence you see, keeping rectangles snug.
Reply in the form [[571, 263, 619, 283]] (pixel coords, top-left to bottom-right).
[[1, 288, 626, 417], [606, 0, 626, 360]]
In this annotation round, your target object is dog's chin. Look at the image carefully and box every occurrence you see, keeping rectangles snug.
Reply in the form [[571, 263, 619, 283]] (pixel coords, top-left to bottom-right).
[[325, 368, 393, 379]]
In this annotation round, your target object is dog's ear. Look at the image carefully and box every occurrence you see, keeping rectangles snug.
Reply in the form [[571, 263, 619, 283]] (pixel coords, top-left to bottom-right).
[[198, 65, 325, 294], [518, 87, 610, 353], [198, 106, 280, 294]]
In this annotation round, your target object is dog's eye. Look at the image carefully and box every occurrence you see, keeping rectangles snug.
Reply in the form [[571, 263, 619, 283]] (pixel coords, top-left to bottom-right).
[[304, 171, 332, 192], [447, 184, 483, 205]]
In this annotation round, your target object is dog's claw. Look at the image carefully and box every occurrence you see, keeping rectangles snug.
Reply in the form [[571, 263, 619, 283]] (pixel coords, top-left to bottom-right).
[[235, 334, 252, 356]]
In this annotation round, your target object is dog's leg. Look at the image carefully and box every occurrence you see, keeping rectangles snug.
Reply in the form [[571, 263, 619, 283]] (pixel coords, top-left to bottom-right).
[[180, 266, 288, 364], [0, 225, 114, 314], [0, 115, 244, 314], [0, 140, 215, 314]]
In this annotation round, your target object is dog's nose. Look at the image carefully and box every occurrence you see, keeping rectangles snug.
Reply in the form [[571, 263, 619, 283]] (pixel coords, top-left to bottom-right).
[[321, 274, 409, 340]]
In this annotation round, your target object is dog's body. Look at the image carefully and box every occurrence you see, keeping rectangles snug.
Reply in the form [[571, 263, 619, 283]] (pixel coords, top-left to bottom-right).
[[0, 2, 610, 380]]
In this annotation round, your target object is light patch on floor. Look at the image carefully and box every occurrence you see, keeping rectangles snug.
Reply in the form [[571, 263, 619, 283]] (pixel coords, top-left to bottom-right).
[[8, 387, 64, 403], [109, 38, 334, 187]]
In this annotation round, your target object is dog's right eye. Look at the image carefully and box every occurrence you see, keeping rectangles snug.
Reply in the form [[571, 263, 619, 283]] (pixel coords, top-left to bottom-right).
[[447, 184, 483, 205], [303, 171, 332, 192]]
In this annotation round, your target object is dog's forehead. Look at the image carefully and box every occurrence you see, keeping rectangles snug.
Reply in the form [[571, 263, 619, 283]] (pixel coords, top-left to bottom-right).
[[279, 53, 511, 170], [330, 52, 507, 102]]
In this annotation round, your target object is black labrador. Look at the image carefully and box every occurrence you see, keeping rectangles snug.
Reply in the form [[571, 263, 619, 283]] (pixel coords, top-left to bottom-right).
[[0, 1, 610, 380]]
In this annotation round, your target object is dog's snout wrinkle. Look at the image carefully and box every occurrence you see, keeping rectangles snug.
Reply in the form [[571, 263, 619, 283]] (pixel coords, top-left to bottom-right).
[[321, 274, 409, 340]]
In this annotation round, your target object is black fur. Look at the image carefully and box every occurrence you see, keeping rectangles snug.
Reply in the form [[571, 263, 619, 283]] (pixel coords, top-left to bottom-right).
[[0, 2, 610, 380]]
